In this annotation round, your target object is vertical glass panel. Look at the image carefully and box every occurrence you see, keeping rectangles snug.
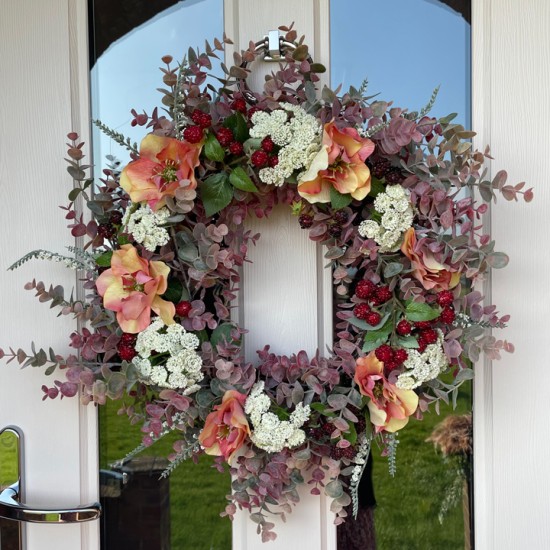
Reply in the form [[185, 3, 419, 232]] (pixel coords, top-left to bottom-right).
[[330, 2, 472, 549], [89, 2, 230, 549]]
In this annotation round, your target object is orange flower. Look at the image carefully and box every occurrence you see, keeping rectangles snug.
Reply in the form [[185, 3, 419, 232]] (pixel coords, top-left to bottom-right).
[[199, 390, 250, 462], [96, 244, 175, 333], [354, 352, 418, 433], [401, 228, 460, 291], [120, 134, 202, 211], [298, 122, 375, 203]]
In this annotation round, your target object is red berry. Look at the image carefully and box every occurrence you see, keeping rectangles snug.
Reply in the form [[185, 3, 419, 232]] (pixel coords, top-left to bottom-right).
[[175, 301, 192, 317], [251, 150, 269, 168], [191, 110, 212, 128], [334, 210, 349, 224], [417, 337, 427, 353], [327, 223, 342, 238], [229, 141, 244, 156], [118, 345, 136, 361], [183, 125, 203, 144], [396, 319, 412, 336], [110, 211, 123, 225], [247, 106, 262, 119], [268, 155, 279, 167], [261, 136, 275, 153], [375, 286, 392, 304], [414, 321, 432, 330], [216, 127, 234, 147], [231, 98, 247, 113], [98, 223, 115, 238], [353, 303, 371, 320], [298, 214, 313, 229], [355, 280, 376, 300], [393, 348, 408, 365], [365, 311, 382, 326], [436, 290, 455, 307], [375, 344, 394, 363], [439, 307, 456, 324], [421, 328, 438, 345]]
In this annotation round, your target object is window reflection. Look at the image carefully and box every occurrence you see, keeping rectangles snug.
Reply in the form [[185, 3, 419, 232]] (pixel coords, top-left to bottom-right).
[[330, 2, 471, 549]]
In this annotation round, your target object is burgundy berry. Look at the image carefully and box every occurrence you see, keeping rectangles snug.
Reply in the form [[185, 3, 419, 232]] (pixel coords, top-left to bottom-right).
[[353, 303, 371, 321], [183, 125, 203, 144], [175, 301, 192, 318], [365, 311, 382, 326], [375, 344, 393, 363], [229, 141, 244, 156], [396, 319, 412, 336], [261, 136, 275, 153], [216, 127, 234, 147], [251, 150, 269, 168], [355, 280, 376, 300]]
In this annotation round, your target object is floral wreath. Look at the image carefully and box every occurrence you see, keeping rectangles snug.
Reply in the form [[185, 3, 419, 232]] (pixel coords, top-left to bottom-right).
[[1, 25, 532, 542]]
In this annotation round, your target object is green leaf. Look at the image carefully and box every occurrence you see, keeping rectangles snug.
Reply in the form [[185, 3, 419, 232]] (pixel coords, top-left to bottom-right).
[[362, 318, 393, 352], [330, 187, 352, 210], [210, 323, 236, 348], [368, 176, 385, 198], [95, 251, 113, 267], [405, 301, 440, 322], [204, 132, 225, 162], [310, 402, 336, 417], [396, 335, 420, 349], [199, 173, 233, 216], [325, 480, 344, 499], [223, 113, 249, 142], [229, 166, 258, 192], [310, 63, 326, 73], [383, 262, 403, 278], [486, 252, 509, 269], [343, 422, 358, 445], [68, 187, 81, 201], [118, 234, 130, 245], [292, 44, 309, 61], [455, 368, 474, 382], [162, 278, 184, 304]]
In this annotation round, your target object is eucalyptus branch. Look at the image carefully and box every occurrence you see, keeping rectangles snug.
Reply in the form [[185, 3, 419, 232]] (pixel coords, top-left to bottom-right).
[[8, 249, 91, 271], [93, 119, 139, 155]]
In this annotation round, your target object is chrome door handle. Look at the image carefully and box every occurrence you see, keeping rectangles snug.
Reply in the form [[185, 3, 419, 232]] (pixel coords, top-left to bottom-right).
[[0, 482, 100, 523]]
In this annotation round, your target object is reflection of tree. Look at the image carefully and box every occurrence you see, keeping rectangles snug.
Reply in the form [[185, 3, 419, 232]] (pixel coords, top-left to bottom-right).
[[90, 0, 470, 65]]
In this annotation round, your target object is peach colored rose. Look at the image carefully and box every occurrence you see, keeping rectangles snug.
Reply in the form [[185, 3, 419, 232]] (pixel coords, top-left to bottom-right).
[[354, 352, 418, 433], [298, 122, 375, 203], [401, 228, 460, 291], [120, 134, 202, 211], [96, 244, 175, 333], [199, 390, 250, 462]]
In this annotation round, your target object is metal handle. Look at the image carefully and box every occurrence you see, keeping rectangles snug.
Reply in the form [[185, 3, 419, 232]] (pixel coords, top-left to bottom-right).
[[0, 481, 100, 523]]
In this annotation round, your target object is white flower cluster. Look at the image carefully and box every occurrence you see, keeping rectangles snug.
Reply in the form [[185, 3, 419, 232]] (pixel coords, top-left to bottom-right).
[[250, 103, 321, 186], [122, 204, 170, 252], [132, 318, 203, 393], [358, 185, 414, 252], [244, 381, 311, 453], [396, 329, 448, 390]]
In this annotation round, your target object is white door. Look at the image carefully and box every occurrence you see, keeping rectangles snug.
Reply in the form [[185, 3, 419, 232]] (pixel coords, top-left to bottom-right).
[[1, 1, 549, 549]]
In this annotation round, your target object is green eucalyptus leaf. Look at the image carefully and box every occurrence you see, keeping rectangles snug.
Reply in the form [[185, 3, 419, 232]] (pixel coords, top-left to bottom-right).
[[199, 173, 233, 217], [330, 187, 352, 210], [229, 166, 259, 192], [396, 335, 420, 349], [210, 323, 236, 348], [325, 480, 344, 499], [405, 301, 440, 322], [383, 262, 403, 278], [204, 132, 225, 162], [68, 187, 81, 201]]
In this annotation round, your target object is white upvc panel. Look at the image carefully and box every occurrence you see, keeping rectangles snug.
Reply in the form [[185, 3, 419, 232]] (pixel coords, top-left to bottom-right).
[[0, 1, 98, 549], [473, 0, 550, 548], [224, 1, 336, 548]]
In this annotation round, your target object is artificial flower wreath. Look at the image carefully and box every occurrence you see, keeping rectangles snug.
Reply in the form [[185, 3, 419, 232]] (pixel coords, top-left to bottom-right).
[[1, 25, 532, 541]]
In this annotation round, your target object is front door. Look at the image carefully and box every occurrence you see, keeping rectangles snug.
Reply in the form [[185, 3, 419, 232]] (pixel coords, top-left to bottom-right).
[[1, 1, 481, 549]]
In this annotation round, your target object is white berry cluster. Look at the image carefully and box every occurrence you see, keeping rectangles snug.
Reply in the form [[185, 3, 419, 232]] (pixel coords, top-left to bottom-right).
[[250, 103, 321, 186], [358, 185, 414, 252], [132, 318, 203, 392], [396, 329, 448, 390], [244, 381, 311, 453], [122, 203, 170, 252]]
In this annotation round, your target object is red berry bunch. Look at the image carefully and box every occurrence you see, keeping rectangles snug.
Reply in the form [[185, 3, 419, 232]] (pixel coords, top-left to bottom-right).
[[436, 290, 454, 307], [191, 110, 212, 128], [374, 345, 408, 371], [117, 333, 137, 361], [230, 98, 247, 113], [216, 127, 234, 147], [355, 280, 376, 300], [183, 125, 203, 144], [229, 141, 244, 156], [330, 445, 356, 461], [354, 304, 381, 326], [439, 307, 455, 325], [251, 149, 269, 168], [98, 223, 116, 239], [396, 319, 412, 335]]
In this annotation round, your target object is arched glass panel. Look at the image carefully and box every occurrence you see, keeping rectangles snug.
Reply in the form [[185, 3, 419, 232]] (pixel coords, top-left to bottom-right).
[[331, 2, 472, 549], [89, 2, 230, 549]]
